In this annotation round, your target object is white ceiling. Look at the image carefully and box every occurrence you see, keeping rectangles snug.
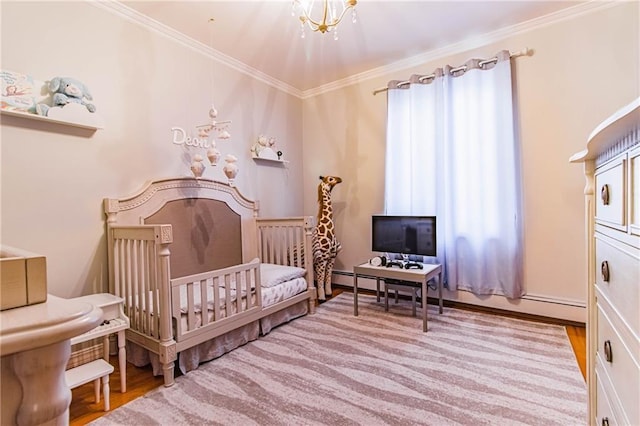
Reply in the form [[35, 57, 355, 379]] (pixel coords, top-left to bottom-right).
[[120, 0, 586, 93]]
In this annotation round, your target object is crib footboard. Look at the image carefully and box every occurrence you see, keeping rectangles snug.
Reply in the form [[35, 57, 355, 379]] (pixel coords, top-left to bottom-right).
[[170, 259, 262, 350], [108, 224, 177, 387], [256, 216, 316, 312]]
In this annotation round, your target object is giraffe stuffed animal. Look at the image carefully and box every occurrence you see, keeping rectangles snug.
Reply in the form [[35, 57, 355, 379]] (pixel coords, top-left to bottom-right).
[[313, 175, 342, 300]]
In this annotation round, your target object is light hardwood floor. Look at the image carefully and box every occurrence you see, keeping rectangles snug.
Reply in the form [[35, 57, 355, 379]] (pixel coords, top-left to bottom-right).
[[69, 290, 587, 425], [69, 360, 163, 425]]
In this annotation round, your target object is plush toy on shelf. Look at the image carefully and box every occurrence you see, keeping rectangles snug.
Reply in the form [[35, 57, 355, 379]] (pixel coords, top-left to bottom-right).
[[250, 134, 278, 160], [36, 77, 95, 117]]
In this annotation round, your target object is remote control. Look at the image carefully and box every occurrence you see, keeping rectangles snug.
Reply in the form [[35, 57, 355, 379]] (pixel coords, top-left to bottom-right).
[[404, 262, 423, 269]]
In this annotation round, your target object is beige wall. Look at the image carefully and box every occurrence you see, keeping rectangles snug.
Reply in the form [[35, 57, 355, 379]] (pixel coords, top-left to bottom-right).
[[0, 2, 303, 297], [1, 2, 638, 321], [303, 2, 639, 321]]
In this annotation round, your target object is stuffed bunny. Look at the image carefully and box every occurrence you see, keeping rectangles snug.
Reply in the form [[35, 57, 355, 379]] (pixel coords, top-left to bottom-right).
[[36, 77, 96, 116]]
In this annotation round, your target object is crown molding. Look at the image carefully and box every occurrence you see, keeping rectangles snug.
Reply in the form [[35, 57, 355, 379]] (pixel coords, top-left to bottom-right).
[[301, 0, 619, 99], [89, 0, 303, 99], [91, 0, 617, 100]]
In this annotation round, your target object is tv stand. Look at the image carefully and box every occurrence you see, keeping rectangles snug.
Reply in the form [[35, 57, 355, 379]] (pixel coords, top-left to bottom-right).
[[353, 262, 443, 332]]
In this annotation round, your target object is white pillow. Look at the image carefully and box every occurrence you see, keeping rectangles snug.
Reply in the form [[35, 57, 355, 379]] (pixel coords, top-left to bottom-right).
[[260, 263, 306, 288]]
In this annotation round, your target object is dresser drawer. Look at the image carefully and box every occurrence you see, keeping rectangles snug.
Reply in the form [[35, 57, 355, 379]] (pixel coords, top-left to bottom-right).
[[595, 156, 626, 230], [596, 302, 639, 425], [595, 233, 640, 336], [595, 360, 620, 426]]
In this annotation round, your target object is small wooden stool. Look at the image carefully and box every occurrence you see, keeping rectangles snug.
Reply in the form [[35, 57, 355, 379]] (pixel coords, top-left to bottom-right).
[[65, 359, 114, 411], [384, 280, 422, 317]]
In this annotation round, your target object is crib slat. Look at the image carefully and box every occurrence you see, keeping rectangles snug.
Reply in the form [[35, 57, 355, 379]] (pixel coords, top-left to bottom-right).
[[124, 240, 134, 328], [118, 240, 126, 319], [127, 239, 135, 331], [271, 227, 277, 263], [268, 227, 275, 264], [275, 226, 283, 265], [171, 284, 182, 338], [253, 262, 258, 310], [244, 269, 250, 311], [119, 240, 128, 329], [234, 271, 241, 313], [200, 279, 209, 327], [213, 276, 220, 322], [224, 275, 232, 319], [295, 227, 303, 267], [187, 283, 195, 330], [285, 226, 293, 266], [246, 268, 256, 310], [136, 240, 144, 334], [139, 240, 146, 334], [141, 241, 149, 336], [149, 244, 160, 339], [113, 239, 121, 298], [288, 227, 294, 264], [264, 227, 272, 264], [135, 240, 143, 332]]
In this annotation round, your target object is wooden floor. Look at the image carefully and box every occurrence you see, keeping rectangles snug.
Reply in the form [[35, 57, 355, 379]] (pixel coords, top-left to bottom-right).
[[69, 361, 164, 425], [69, 289, 587, 425]]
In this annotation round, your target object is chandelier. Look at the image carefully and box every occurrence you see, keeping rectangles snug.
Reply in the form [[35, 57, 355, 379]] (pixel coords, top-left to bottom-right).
[[293, 0, 358, 39]]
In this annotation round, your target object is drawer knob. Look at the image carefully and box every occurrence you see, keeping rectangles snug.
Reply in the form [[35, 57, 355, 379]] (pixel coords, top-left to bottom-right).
[[601, 184, 610, 205], [602, 417, 609, 426], [601, 261, 610, 282], [604, 340, 613, 363]]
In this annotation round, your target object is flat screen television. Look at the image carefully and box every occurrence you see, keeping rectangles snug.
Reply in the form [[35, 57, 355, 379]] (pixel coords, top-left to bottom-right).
[[371, 215, 437, 257]]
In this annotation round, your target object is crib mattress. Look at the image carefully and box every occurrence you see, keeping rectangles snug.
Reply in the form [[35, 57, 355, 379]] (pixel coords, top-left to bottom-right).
[[178, 276, 307, 331]]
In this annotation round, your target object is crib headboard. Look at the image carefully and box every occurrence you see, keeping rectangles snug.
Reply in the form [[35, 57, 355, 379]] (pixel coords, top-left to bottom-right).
[[104, 177, 260, 279], [144, 198, 243, 278]]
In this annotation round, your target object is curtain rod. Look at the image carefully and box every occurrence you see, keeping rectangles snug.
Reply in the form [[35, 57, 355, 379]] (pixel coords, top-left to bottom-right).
[[372, 47, 531, 96]]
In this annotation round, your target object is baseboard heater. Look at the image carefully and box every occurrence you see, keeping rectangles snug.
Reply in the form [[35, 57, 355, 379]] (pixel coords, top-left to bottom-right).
[[331, 270, 585, 327]]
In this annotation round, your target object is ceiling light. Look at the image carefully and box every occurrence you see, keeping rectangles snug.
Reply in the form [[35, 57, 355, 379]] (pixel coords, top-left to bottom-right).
[[293, 0, 358, 40]]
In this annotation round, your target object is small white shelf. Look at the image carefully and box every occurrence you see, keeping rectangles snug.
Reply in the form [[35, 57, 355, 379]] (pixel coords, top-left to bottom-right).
[[1, 107, 104, 130], [252, 156, 289, 164]]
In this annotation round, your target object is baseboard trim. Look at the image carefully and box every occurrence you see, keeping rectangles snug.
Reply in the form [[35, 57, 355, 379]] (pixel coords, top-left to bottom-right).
[[331, 270, 586, 325], [331, 284, 585, 328]]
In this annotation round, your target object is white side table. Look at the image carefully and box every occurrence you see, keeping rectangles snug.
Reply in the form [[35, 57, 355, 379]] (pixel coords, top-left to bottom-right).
[[353, 262, 443, 332], [0, 295, 102, 425]]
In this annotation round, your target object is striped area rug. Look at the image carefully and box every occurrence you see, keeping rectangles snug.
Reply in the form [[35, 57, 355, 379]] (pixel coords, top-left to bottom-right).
[[91, 293, 587, 425]]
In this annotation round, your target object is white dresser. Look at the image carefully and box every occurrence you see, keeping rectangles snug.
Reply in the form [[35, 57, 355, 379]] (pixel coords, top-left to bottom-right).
[[571, 98, 639, 426]]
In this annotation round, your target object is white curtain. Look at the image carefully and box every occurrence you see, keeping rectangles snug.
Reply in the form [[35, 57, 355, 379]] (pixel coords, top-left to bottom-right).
[[384, 50, 523, 298]]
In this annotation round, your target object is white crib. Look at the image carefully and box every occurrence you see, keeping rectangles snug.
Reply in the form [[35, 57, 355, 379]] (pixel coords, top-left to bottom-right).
[[103, 177, 316, 387]]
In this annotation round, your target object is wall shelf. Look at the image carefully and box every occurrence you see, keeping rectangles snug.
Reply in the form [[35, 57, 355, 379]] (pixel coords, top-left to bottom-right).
[[1, 106, 104, 130], [252, 156, 289, 164], [1, 70, 103, 130]]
